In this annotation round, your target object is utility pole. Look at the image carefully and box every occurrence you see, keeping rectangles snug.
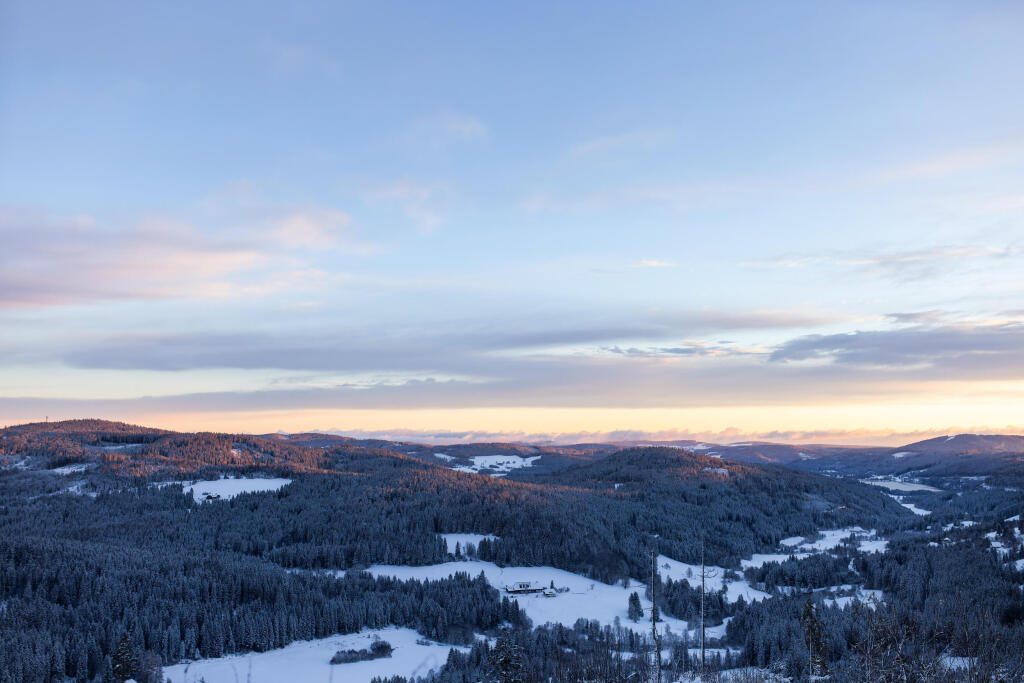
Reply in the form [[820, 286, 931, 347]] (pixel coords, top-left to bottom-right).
[[700, 539, 705, 673], [650, 550, 662, 683], [697, 537, 717, 674]]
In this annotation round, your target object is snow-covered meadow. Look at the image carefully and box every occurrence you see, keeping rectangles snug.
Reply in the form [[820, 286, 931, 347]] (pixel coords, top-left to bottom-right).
[[656, 555, 770, 603], [343, 560, 688, 636], [861, 478, 942, 493], [164, 627, 466, 683], [450, 455, 541, 476], [167, 477, 293, 502], [439, 533, 498, 554]]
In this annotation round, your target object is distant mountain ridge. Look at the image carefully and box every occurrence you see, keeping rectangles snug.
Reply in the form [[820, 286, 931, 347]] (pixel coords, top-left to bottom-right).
[[3, 419, 1023, 481]]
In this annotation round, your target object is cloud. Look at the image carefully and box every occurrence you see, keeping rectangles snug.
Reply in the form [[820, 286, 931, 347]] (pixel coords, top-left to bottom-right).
[[267, 208, 354, 248], [0, 204, 365, 309], [407, 110, 488, 150], [770, 322, 1024, 371], [569, 129, 669, 157], [751, 244, 1021, 281], [884, 311, 949, 325], [54, 309, 838, 373], [265, 40, 344, 82], [872, 139, 1024, 183], [0, 209, 267, 308], [632, 259, 675, 268], [310, 425, 1024, 448], [367, 180, 453, 232]]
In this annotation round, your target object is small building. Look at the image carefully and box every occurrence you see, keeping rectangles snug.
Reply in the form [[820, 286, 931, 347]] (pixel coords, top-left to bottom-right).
[[504, 581, 543, 594], [542, 588, 557, 598]]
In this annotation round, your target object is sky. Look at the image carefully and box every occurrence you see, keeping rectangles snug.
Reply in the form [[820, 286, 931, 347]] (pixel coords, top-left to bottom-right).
[[2, 1, 1023, 445]]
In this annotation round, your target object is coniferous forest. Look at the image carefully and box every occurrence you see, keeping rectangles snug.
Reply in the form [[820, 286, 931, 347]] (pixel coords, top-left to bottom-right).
[[1, 420, 1023, 682]]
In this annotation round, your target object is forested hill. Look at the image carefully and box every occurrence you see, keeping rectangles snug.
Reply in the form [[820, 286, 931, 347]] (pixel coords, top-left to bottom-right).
[[1, 422, 908, 578], [0, 418, 401, 477], [2, 419, 1017, 681], [522, 447, 906, 567]]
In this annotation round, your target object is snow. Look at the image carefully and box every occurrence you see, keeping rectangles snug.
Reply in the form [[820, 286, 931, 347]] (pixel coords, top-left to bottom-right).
[[164, 627, 465, 683], [690, 444, 713, 450], [450, 455, 541, 477], [824, 588, 883, 609], [891, 451, 915, 459], [798, 527, 871, 551], [440, 533, 498, 554], [797, 452, 816, 460], [702, 467, 729, 475], [898, 501, 931, 516], [353, 561, 688, 635], [50, 463, 89, 475], [431, 452, 454, 462], [858, 538, 889, 553], [741, 528, 886, 566], [985, 531, 1010, 557], [946, 435, 956, 441], [698, 616, 733, 640], [940, 655, 976, 671], [742, 553, 808, 569], [726, 443, 751, 447], [1007, 515, 1021, 523], [861, 479, 942, 492], [657, 556, 770, 603], [173, 477, 292, 502]]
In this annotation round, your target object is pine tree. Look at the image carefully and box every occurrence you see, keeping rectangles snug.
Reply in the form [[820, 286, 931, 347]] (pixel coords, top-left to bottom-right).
[[487, 631, 526, 683], [111, 635, 136, 683], [628, 592, 643, 622]]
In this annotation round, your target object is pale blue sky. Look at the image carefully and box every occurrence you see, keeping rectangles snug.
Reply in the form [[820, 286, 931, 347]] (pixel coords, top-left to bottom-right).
[[2, 1, 1023, 442]]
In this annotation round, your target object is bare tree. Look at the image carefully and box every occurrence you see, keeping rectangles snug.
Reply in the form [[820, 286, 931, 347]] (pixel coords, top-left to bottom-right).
[[650, 550, 662, 683], [698, 538, 718, 675]]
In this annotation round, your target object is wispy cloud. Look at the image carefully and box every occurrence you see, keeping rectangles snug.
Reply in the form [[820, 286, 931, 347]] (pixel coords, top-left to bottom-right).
[[312, 425, 1024, 448], [406, 110, 488, 150], [264, 40, 344, 82], [632, 258, 675, 268], [56, 309, 828, 372], [770, 322, 1024, 371], [569, 129, 669, 157], [871, 139, 1024, 183], [367, 180, 453, 232], [267, 207, 355, 249], [750, 244, 1021, 281], [0, 204, 367, 309]]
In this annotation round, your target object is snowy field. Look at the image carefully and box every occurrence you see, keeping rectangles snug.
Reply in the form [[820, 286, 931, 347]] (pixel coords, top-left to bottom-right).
[[657, 555, 770, 603], [823, 587, 883, 609], [49, 463, 90, 475], [741, 553, 809, 569], [170, 477, 293, 502], [861, 479, 942, 492], [887, 494, 930, 515], [450, 455, 541, 476], [738, 527, 883, 569], [858, 538, 889, 553], [899, 501, 931, 516], [798, 527, 872, 551], [347, 561, 688, 635], [164, 627, 465, 683], [439, 533, 498, 554]]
